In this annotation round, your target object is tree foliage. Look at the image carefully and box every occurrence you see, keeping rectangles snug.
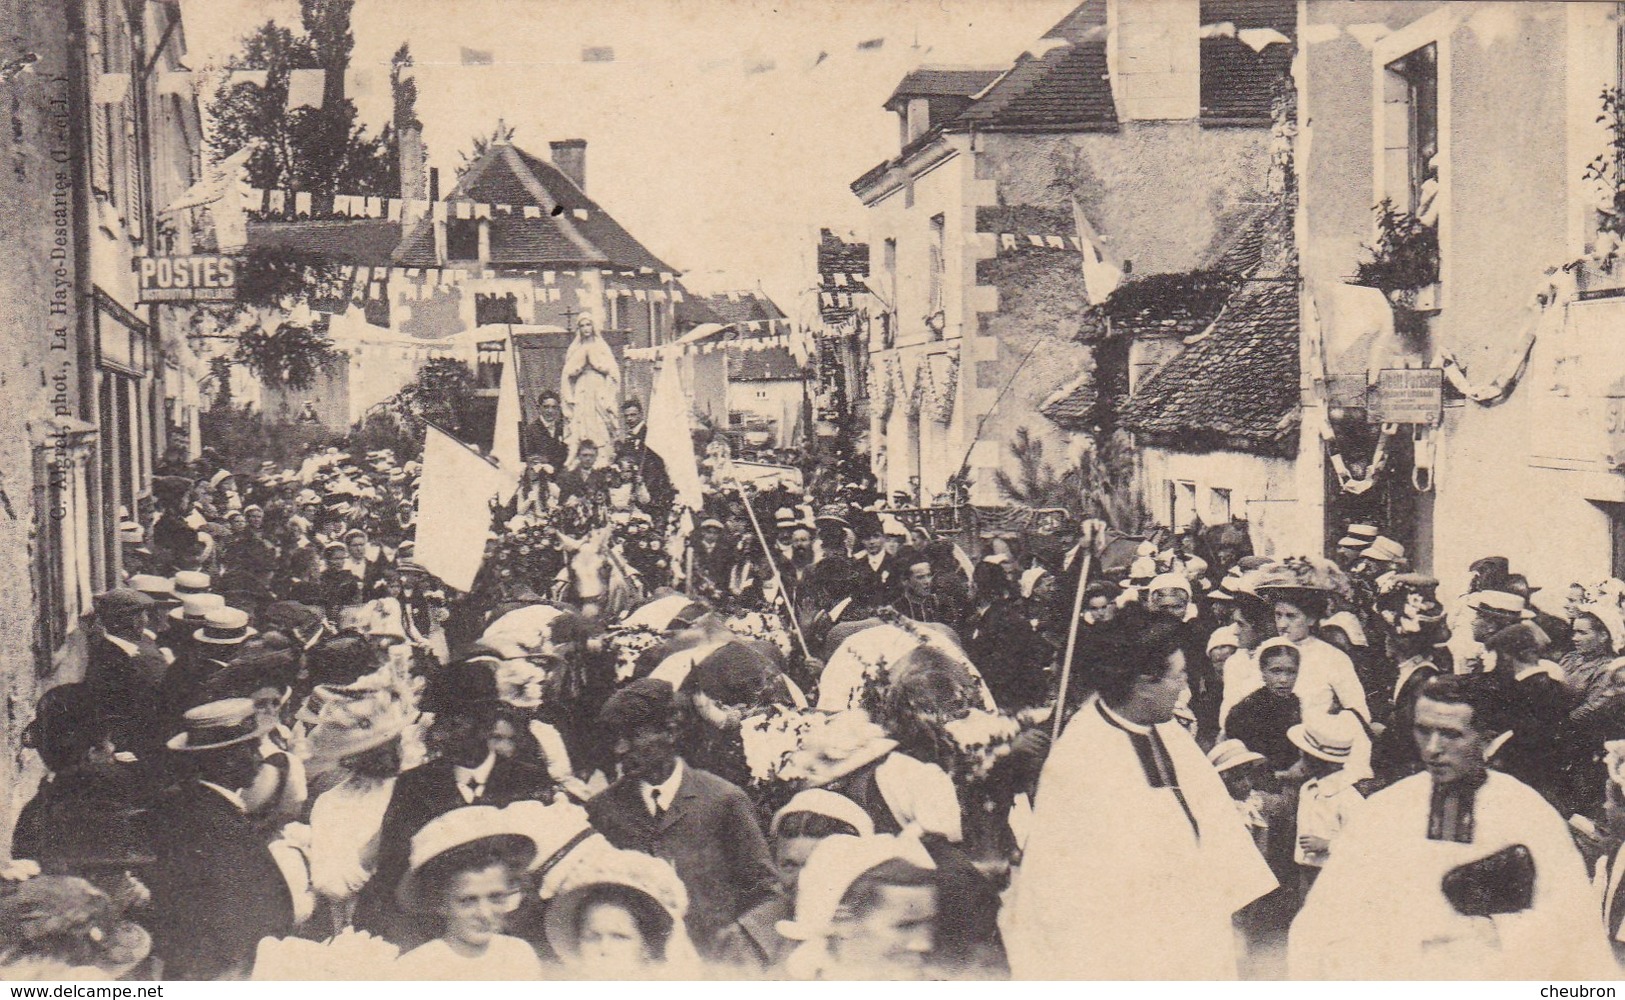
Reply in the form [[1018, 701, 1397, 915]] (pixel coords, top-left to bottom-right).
[[364, 358, 483, 448], [995, 426, 1145, 533], [457, 121, 517, 179], [205, 0, 401, 201]]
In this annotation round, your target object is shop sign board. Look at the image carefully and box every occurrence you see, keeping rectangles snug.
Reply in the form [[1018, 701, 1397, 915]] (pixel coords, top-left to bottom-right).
[[136, 254, 239, 304], [1371, 368, 1443, 425]]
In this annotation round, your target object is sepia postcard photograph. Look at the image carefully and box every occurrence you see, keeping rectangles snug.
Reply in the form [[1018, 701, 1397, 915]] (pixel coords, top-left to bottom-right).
[[2, 0, 1624, 985]]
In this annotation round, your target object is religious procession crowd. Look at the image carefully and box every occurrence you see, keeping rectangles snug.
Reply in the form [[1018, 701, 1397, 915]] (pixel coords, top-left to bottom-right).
[[10, 391, 1625, 981]]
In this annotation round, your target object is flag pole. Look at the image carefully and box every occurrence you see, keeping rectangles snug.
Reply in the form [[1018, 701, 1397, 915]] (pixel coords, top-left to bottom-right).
[[732, 478, 814, 662], [1051, 548, 1094, 745]]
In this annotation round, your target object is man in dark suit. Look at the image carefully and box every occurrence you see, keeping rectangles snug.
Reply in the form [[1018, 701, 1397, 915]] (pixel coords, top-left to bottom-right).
[[618, 398, 675, 515], [850, 512, 900, 608], [521, 390, 570, 471], [142, 699, 294, 979], [85, 589, 169, 759], [354, 660, 552, 947], [586, 678, 778, 956]]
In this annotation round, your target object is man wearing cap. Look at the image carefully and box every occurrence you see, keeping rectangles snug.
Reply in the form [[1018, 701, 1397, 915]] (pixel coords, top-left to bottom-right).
[[1004, 617, 1276, 978], [687, 518, 736, 606], [142, 699, 295, 979], [586, 677, 778, 956], [1290, 674, 1613, 978], [85, 589, 168, 758]]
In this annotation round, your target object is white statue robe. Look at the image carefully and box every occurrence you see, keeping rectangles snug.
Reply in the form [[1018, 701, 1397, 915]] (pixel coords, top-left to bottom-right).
[[560, 333, 621, 457], [1002, 696, 1277, 979], [1289, 770, 1615, 979]]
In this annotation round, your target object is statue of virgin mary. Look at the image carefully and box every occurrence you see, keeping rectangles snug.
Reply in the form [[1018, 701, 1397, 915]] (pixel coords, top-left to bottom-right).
[[560, 315, 621, 463]]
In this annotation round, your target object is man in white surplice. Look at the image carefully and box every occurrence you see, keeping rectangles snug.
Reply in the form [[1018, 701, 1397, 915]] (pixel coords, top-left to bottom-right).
[[1002, 617, 1276, 979], [1290, 673, 1614, 979]]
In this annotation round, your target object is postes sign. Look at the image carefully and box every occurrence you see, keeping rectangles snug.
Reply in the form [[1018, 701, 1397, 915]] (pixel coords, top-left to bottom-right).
[[136, 254, 238, 304]]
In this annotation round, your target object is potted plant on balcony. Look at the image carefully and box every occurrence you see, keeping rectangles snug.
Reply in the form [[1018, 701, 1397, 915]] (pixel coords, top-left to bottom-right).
[[1581, 86, 1625, 291], [1355, 199, 1441, 311]]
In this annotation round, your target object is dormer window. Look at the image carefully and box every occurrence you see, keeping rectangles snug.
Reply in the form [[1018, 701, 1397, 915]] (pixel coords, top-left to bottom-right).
[[446, 218, 480, 261]]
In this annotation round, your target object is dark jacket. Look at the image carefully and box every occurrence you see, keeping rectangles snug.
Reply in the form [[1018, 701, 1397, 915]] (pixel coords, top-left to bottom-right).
[[140, 781, 294, 980], [85, 634, 168, 755], [1494, 668, 1572, 803], [521, 419, 569, 470], [354, 755, 553, 948], [619, 426, 675, 515], [1224, 688, 1302, 772], [585, 762, 778, 954], [966, 600, 1054, 710]]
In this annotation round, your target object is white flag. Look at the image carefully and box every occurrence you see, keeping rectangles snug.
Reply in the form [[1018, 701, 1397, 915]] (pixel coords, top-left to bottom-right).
[[1071, 198, 1124, 305], [416, 424, 511, 592], [646, 358, 704, 509]]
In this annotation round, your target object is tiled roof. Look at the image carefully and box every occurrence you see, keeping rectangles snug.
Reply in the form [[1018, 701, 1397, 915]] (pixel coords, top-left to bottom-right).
[[245, 219, 404, 268], [951, 1, 1116, 132], [699, 291, 787, 327], [818, 228, 870, 323], [884, 68, 1005, 111], [1199, 0, 1295, 122], [1118, 277, 1300, 456], [395, 143, 672, 272], [1039, 370, 1098, 430], [674, 286, 725, 328], [728, 345, 805, 381]]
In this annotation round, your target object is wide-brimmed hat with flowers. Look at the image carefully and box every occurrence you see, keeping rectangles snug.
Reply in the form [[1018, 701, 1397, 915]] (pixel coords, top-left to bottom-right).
[[790, 710, 898, 787]]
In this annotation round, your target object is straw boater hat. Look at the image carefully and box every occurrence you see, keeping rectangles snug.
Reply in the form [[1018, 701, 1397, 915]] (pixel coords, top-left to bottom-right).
[[1343, 524, 1380, 546], [172, 571, 212, 595], [774, 507, 800, 532], [1287, 711, 1361, 764], [128, 574, 180, 607], [169, 592, 225, 625], [1361, 537, 1406, 564], [395, 806, 538, 913], [1207, 739, 1267, 774], [193, 606, 257, 646], [165, 698, 265, 752], [1465, 590, 1537, 622]]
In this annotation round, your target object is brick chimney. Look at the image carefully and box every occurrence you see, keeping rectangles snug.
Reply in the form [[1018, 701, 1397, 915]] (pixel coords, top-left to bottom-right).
[[399, 122, 426, 201], [551, 139, 587, 192], [1107, 0, 1199, 121]]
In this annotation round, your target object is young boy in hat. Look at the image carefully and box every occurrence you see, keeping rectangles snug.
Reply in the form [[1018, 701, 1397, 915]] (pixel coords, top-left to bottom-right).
[[1287, 710, 1367, 895]]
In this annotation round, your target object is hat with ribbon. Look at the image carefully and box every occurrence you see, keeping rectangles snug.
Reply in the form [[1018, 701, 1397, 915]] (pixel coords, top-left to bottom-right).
[[1287, 711, 1361, 764], [302, 691, 417, 767], [814, 504, 851, 530], [166, 698, 264, 751], [542, 846, 688, 961], [169, 592, 225, 625], [1465, 590, 1536, 620], [172, 571, 212, 595], [193, 607, 257, 645], [128, 574, 180, 606], [790, 710, 898, 787], [1361, 536, 1407, 564]]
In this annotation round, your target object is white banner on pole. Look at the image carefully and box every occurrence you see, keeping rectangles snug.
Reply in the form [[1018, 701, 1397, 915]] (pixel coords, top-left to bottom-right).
[[415, 424, 512, 592]]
